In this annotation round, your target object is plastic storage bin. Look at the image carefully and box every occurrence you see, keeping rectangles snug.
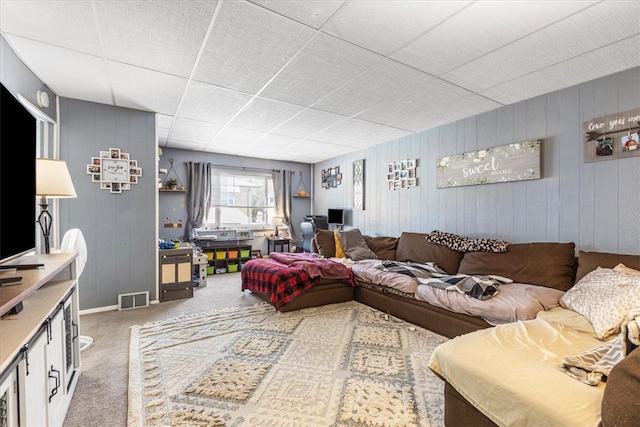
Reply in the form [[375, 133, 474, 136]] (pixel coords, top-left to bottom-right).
[[228, 250, 239, 259], [240, 249, 250, 258], [206, 266, 215, 275], [215, 250, 226, 260], [228, 263, 239, 273], [216, 267, 227, 274]]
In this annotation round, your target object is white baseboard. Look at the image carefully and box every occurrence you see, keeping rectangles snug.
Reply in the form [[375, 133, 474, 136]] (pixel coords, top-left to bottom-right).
[[79, 299, 160, 316]]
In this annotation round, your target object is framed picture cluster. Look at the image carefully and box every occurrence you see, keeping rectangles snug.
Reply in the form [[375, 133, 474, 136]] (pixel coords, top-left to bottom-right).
[[321, 166, 342, 189], [87, 148, 142, 194], [387, 159, 417, 190], [583, 107, 640, 162]]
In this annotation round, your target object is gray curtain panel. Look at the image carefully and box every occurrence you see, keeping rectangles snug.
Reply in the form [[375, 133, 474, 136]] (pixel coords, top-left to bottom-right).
[[271, 169, 296, 240], [184, 162, 212, 241]]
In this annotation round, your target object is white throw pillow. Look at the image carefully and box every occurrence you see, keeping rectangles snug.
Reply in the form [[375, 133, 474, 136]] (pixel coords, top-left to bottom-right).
[[560, 268, 640, 340]]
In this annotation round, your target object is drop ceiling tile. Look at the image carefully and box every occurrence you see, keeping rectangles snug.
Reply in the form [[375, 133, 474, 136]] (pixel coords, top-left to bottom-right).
[[392, 1, 596, 76], [324, 1, 470, 56], [4, 35, 112, 104], [178, 81, 252, 124], [442, 1, 640, 92], [169, 118, 222, 144], [481, 36, 640, 105], [354, 77, 472, 125], [167, 140, 208, 151], [227, 97, 306, 132], [260, 33, 382, 107], [0, 1, 100, 56], [392, 94, 501, 132], [271, 108, 349, 139], [313, 59, 436, 117], [247, 0, 345, 29], [288, 140, 356, 160], [194, 1, 315, 94], [109, 61, 187, 115], [157, 127, 169, 143], [157, 114, 174, 129], [206, 126, 264, 151], [309, 117, 383, 144], [346, 126, 412, 148], [96, 0, 217, 78]]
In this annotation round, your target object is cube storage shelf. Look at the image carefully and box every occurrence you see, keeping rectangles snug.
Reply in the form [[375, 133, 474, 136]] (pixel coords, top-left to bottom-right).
[[202, 244, 252, 275]]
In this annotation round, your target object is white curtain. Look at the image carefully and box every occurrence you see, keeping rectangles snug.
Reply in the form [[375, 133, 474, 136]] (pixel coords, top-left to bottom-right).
[[184, 162, 212, 241], [271, 169, 296, 240]]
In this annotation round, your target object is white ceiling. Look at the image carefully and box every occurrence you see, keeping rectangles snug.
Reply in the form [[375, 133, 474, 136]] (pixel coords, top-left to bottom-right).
[[1, 0, 638, 164]]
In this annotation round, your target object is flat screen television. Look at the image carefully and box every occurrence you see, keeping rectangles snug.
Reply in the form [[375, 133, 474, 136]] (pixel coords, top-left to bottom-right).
[[0, 83, 37, 266], [327, 208, 344, 226]]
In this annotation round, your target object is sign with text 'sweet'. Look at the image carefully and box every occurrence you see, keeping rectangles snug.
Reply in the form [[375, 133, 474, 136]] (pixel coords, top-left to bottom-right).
[[436, 140, 541, 188]]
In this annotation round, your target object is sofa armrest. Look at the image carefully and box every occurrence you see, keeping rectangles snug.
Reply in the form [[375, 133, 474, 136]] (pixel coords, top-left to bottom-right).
[[601, 346, 640, 426]]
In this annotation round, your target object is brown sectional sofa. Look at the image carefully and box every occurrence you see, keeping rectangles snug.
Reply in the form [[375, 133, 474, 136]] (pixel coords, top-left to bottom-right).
[[253, 229, 640, 427]]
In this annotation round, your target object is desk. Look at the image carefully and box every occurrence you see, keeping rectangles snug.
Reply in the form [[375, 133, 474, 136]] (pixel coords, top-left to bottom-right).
[[267, 238, 291, 254]]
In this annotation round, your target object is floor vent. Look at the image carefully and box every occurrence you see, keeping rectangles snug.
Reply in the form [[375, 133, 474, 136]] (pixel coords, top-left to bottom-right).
[[118, 291, 149, 311]]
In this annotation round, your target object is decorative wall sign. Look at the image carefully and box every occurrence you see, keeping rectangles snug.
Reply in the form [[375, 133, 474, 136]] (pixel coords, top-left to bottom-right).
[[87, 148, 142, 194], [353, 159, 364, 210], [436, 140, 540, 188], [321, 166, 341, 189], [387, 158, 417, 191], [583, 108, 640, 162]]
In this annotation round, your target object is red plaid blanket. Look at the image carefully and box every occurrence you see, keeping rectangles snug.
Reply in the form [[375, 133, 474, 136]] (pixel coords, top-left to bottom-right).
[[241, 254, 357, 310], [241, 258, 317, 309]]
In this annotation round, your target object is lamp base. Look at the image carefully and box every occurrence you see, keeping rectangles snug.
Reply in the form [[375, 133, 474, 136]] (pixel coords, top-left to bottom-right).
[[37, 200, 52, 254]]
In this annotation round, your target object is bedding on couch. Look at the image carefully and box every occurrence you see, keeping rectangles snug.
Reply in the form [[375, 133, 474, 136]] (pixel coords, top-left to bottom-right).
[[429, 307, 608, 427], [240, 253, 356, 310], [352, 259, 564, 325]]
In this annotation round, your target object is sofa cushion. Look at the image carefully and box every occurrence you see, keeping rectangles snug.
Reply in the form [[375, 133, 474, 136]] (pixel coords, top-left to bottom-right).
[[560, 268, 640, 339], [458, 242, 576, 290], [314, 229, 335, 258], [395, 232, 463, 274], [426, 230, 509, 253], [338, 229, 378, 261], [576, 251, 640, 283], [601, 346, 640, 427], [364, 236, 398, 260]]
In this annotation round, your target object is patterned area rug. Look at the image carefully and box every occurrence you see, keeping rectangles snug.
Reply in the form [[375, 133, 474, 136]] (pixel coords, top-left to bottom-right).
[[128, 301, 448, 426]]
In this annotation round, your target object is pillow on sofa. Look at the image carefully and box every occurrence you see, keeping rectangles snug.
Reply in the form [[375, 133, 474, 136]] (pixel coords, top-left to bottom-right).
[[338, 229, 378, 261], [314, 229, 336, 258], [560, 268, 640, 340], [426, 230, 509, 253], [364, 236, 398, 260], [576, 251, 640, 283], [458, 242, 576, 290], [614, 263, 640, 277], [395, 232, 463, 274]]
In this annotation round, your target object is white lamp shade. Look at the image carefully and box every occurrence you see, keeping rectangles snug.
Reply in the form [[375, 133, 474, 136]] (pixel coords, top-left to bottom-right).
[[273, 216, 284, 226], [36, 158, 77, 198]]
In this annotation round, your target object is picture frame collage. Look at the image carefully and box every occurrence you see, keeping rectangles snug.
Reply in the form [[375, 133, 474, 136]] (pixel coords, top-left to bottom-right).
[[387, 158, 417, 190], [321, 166, 342, 189], [86, 147, 142, 194]]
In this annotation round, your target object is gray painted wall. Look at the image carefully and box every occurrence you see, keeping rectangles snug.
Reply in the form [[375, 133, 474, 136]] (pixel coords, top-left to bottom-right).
[[58, 98, 157, 310], [313, 67, 640, 256], [158, 147, 312, 253]]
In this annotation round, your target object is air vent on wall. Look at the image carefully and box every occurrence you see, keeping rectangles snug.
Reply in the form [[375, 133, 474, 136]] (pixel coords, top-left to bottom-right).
[[118, 291, 149, 311]]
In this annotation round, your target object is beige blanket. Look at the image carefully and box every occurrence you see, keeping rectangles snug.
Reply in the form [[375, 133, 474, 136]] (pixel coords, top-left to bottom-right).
[[428, 307, 606, 427], [560, 303, 640, 385]]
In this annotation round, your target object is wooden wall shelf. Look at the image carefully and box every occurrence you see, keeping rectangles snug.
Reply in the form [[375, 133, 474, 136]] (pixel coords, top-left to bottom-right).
[[159, 189, 186, 193], [164, 223, 182, 228]]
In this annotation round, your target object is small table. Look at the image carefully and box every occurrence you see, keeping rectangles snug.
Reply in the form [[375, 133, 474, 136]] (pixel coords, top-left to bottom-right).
[[267, 238, 291, 254]]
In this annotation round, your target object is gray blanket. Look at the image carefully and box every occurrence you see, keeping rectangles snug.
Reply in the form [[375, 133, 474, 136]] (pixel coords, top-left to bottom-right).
[[374, 261, 511, 300]]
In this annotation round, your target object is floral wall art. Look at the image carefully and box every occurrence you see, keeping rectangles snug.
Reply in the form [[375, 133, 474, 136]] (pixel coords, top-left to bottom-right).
[[436, 140, 541, 188]]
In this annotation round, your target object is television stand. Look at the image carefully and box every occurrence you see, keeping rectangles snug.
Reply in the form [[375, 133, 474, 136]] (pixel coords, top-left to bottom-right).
[[0, 263, 45, 270]]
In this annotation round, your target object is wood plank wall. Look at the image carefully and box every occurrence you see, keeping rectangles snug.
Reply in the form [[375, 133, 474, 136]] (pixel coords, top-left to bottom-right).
[[313, 67, 640, 256]]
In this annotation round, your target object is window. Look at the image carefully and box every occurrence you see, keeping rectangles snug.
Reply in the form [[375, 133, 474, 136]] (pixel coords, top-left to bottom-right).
[[206, 169, 276, 227]]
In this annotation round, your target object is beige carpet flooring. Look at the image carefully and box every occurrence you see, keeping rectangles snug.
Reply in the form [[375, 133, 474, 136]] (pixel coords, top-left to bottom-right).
[[64, 273, 262, 427]]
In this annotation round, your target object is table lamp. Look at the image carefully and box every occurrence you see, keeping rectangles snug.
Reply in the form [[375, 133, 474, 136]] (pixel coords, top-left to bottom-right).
[[273, 216, 284, 238], [36, 158, 77, 254]]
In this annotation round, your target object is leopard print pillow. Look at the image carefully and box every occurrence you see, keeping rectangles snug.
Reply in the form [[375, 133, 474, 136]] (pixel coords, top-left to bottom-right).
[[426, 230, 509, 253]]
